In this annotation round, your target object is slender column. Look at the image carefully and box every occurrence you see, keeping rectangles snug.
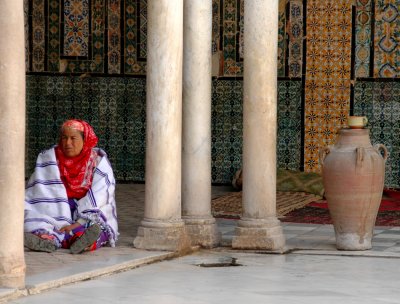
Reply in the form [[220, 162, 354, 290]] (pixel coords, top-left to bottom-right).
[[232, 0, 285, 250], [182, 0, 220, 247], [133, 0, 189, 251], [0, 0, 26, 288]]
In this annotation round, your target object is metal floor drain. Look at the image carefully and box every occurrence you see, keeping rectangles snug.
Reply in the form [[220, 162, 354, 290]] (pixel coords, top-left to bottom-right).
[[196, 257, 242, 267]]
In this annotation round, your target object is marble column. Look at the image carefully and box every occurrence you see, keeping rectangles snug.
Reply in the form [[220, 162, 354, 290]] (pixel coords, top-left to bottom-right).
[[232, 0, 285, 250], [133, 0, 189, 251], [182, 0, 220, 248], [0, 0, 26, 288]]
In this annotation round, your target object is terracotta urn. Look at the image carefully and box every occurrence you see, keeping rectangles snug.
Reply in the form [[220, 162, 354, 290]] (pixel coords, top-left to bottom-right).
[[319, 128, 388, 250]]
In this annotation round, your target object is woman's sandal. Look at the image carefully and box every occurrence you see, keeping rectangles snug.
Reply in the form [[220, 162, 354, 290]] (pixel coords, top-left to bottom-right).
[[24, 233, 57, 253], [70, 224, 101, 254]]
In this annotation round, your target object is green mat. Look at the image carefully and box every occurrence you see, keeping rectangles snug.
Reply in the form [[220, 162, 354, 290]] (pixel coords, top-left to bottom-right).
[[232, 168, 324, 197]]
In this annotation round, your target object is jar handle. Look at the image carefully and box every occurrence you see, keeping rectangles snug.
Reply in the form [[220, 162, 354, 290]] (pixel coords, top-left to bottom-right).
[[319, 146, 330, 167], [374, 144, 388, 162], [356, 147, 365, 168]]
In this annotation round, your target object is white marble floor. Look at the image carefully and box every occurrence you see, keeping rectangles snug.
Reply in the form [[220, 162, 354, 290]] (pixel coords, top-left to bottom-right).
[[5, 185, 400, 303], [5, 220, 400, 303], [10, 248, 400, 304]]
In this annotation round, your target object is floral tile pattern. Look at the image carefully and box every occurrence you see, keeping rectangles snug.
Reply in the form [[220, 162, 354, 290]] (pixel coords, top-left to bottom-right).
[[355, 0, 372, 78], [48, 0, 61, 71], [211, 0, 220, 54], [124, 0, 146, 74], [48, 0, 105, 73], [108, 0, 122, 74], [32, 0, 45, 71], [288, 0, 303, 78], [304, 0, 352, 172], [222, 0, 243, 76], [63, 0, 90, 57], [278, 0, 287, 77], [374, 0, 400, 77]]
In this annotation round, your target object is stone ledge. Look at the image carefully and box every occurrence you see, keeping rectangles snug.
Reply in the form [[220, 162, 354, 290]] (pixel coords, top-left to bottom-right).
[[2, 248, 179, 302], [0, 287, 25, 303]]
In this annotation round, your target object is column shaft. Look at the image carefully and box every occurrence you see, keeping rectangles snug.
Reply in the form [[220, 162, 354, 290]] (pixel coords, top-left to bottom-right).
[[0, 0, 26, 288], [182, 0, 220, 247], [133, 0, 189, 251], [232, 0, 285, 250]]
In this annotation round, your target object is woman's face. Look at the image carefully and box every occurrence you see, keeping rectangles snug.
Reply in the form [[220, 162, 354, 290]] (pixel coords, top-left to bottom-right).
[[60, 127, 84, 158]]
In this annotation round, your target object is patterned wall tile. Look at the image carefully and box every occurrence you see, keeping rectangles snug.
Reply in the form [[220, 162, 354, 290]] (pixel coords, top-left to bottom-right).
[[48, 0, 61, 71], [26, 76, 146, 181], [355, 0, 372, 78], [354, 81, 400, 188], [222, 0, 243, 76], [288, 0, 303, 78], [24, 0, 30, 71], [211, 79, 243, 183], [374, 0, 399, 77], [87, 0, 105, 72], [277, 80, 302, 170], [108, 0, 122, 74], [212, 0, 220, 54], [210, 79, 302, 183], [278, 0, 287, 77], [124, 0, 146, 74], [26, 0, 295, 77], [32, 0, 45, 71], [26, 76, 303, 183], [63, 0, 90, 57], [304, 0, 352, 172], [23, 0, 400, 188], [139, 0, 147, 59], [47, 0, 106, 73], [238, 0, 244, 60]]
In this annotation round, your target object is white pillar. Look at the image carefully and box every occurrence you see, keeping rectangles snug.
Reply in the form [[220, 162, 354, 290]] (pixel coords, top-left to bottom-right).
[[0, 0, 26, 288], [182, 0, 220, 248], [232, 0, 285, 250], [133, 0, 189, 251]]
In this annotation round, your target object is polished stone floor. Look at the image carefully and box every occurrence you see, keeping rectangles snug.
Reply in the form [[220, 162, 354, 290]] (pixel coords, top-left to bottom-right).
[[3, 184, 400, 303], [10, 249, 400, 304]]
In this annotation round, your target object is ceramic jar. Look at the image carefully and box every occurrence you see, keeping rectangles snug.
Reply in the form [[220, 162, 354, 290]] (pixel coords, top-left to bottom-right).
[[319, 128, 388, 250]]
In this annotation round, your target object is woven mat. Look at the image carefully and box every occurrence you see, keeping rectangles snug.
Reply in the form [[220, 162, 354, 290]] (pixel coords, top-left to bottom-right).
[[211, 191, 322, 219]]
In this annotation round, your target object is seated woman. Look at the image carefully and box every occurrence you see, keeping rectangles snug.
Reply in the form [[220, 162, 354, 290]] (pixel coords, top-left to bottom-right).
[[24, 119, 118, 254]]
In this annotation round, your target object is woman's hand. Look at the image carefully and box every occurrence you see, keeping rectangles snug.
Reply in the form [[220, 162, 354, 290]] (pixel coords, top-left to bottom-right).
[[59, 222, 81, 234]]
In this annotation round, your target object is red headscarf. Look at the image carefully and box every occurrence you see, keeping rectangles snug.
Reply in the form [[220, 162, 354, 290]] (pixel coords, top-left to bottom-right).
[[55, 119, 99, 199]]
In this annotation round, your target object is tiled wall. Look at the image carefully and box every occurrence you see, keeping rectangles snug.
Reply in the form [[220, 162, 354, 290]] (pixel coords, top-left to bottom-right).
[[354, 81, 400, 188], [26, 76, 147, 181], [26, 77, 302, 183], [25, 0, 400, 186]]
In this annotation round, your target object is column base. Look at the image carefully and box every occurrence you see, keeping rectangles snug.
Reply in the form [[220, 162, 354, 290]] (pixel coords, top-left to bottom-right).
[[133, 219, 191, 252], [232, 217, 285, 250], [0, 257, 25, 289], [0, 273, 25, 289], [183, 216, 221, 248]]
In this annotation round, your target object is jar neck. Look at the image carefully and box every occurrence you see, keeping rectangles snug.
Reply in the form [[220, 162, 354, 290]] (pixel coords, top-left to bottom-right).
[[335, 128, 372, 148]]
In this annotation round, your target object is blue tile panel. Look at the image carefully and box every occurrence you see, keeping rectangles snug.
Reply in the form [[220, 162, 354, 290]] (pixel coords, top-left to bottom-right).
[[27, 76, 303, 184], [354, 80, 400, 188]]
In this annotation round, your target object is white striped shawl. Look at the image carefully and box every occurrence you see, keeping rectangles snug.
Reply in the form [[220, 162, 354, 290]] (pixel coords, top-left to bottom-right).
[[24, 147, 119, 247]]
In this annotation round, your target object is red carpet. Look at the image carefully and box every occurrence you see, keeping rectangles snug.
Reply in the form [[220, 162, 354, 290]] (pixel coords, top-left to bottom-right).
[[280, 189, 400, 226]]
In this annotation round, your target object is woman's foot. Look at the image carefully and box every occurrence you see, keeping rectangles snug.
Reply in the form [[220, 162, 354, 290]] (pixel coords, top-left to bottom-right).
[[70, 224, 101, 254], [24, 233, 57, 253]]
